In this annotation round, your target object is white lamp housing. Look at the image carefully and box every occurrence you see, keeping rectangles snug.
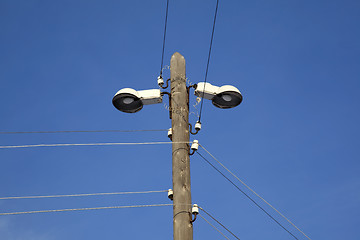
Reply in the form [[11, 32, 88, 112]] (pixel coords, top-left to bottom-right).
[[194, 82, 219, 100], [138, 89, 163, 105], [194, 82, 242, 109], [112, 88, 162, 113]]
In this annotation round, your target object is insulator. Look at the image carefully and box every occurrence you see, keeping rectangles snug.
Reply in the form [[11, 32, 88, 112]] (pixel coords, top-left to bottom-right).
[[195, 121, 201, 131], [192, 204, 199, 214], [191, 140, 199, 151], [167, 189, 173, 200], [157, 76, 164, 86]]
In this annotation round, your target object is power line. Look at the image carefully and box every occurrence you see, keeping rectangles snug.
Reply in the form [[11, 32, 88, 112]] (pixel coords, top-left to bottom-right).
[[0, 129, 168, 134], [199, 214, 231, 240], [199, 207, 241, 240], [0, 190, 167, 200], [198, 0, 220, 122], [199, 145, 311, 240], [0, 203, 173, 216], [196, 152, 299, 240], [160, 0, 170, 77], [0, 141, 190, 149]]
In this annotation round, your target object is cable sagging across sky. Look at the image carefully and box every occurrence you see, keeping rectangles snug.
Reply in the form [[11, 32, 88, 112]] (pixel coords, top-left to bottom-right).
[[196, 151, 300, 240], [0, 190, 167, 200], [199, 144, 311, 240], [0, 204, 173, 216], [0, 129, 168, 134], [199, 214, 231, 240], [199, 206, 241, 240], [0, 141, 190, 149], [159, 0, 170, 77], [198, 0, 220, 123]]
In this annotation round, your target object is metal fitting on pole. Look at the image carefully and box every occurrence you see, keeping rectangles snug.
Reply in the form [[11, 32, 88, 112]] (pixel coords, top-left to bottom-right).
[[189, 140, 199, 155], [158, 76, 164, 87], [190, 204, 199, 223], [168, 128, 172, 140], [168, 189, 174, 201], [158, 76, 171, 89], [189, 121, 201, 135]]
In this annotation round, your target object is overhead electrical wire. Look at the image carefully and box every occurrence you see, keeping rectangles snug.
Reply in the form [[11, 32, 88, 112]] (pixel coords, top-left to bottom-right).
[[0, 129, 168, 134], [198, 0, 220, 123], [199, 207, 241, 240], [0, 203, 173, 216], [196, 151, 299, 240], [0, 190, 167, 200], [0, 141, 190, 149], [160, 0, 170, 77], [199, 214, 231, 240], [199, 145, 311, 240]]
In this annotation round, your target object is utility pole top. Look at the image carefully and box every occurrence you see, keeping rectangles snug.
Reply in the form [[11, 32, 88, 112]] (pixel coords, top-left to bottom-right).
[[171, 52, 184, 59], [171, 52, 193, 240], [171, 52, 186, 79]]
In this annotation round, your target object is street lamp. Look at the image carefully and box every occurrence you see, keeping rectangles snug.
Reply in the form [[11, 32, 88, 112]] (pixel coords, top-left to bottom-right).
[[111, 52, 242, 240], [112, 88, 162, 113], [194, 82, 242, 109], [112, 83, 242, 113]]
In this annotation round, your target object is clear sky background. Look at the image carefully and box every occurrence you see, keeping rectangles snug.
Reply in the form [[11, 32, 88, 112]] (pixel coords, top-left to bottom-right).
[[0, 0, 359, 239]]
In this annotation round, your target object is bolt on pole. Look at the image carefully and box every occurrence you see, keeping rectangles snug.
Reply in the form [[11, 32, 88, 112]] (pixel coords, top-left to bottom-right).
[[170, 52, 193, 240]]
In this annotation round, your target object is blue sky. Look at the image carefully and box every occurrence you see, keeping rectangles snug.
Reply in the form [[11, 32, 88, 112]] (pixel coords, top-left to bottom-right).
[[0, 0, 359, 239]]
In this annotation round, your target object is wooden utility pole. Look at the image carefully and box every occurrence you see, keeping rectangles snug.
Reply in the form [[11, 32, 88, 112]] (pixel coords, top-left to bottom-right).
[[170, 52, 193, 240]]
